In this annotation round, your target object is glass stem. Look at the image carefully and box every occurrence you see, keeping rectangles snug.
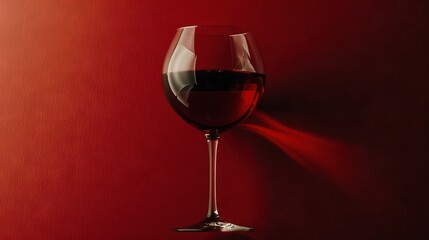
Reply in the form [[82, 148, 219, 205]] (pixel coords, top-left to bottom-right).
[[205, 133, 221, 220]]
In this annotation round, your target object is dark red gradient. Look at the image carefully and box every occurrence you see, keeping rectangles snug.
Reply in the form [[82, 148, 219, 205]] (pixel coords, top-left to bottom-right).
[[1, 0, 428, 239]]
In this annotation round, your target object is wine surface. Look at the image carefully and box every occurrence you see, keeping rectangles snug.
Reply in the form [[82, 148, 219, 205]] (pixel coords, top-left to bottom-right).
[[163, 69, 265, 133]]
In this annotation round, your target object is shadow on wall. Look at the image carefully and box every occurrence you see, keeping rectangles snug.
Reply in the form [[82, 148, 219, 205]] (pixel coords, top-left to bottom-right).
[[235, 72, 428, 238], [232, 4, 429, 236], [242, 110, 383, 205]]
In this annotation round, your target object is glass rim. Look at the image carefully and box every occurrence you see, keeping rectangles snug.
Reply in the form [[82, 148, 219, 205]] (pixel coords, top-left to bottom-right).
[[177, 25, 249, 36]]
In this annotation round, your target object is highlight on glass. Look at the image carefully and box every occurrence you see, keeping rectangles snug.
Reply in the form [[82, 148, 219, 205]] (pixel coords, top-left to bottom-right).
[[162, 25, 265, 232]]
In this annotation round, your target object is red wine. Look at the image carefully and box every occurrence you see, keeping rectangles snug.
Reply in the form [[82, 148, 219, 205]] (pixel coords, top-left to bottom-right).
[[163, 69, 265, 134]]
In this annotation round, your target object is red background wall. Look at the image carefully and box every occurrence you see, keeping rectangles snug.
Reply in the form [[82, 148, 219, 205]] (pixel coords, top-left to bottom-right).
[[1, 0, 428, 239]]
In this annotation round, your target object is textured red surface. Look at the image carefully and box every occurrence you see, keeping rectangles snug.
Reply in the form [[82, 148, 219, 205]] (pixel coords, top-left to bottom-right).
[[0, 0, 428, 239]]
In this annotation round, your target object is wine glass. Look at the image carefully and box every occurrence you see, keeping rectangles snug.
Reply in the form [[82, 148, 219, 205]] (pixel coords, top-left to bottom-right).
[[162, 25, 265, 232]]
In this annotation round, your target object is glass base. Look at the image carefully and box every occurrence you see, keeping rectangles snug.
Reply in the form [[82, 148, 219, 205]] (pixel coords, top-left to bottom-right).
[[176, 218, 254, 232]]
